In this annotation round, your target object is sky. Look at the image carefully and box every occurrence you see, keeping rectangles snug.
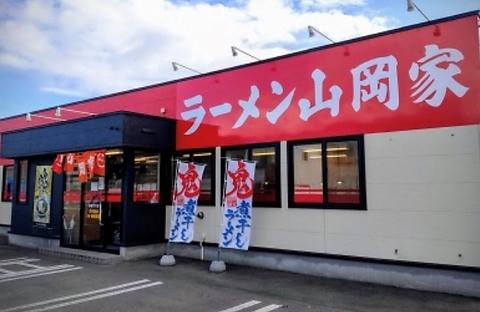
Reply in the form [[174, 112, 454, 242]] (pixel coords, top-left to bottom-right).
[[0, 0, 478, 119]]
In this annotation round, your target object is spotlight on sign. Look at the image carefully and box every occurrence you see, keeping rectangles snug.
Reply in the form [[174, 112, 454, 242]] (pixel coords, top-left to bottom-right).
[[25, 112, 65, 122], [307, 25, 335, 43], [406, 0, 430, 21], [171, 61, 202, 74], [55, 107, 96, 117], [231, 46, 261, 61]]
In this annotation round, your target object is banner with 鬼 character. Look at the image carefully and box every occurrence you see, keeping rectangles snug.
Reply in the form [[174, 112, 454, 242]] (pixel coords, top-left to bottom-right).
[[219, 159, 256, 250], [168, 161, 205, 243]]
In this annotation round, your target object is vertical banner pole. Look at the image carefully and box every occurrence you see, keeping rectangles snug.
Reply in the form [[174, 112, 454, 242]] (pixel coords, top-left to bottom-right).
[[159, 159, 179, 266], [167, 159, 180, 254], [218, 158, 230, 260], [210, 158, 230, 272]]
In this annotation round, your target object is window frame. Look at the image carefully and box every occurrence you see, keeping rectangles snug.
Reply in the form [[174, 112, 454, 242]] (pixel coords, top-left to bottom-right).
[[133, 150, 161, 205], [16, 159, 29, 204], [221, 142, 281, 208], [287, 135, 366, 210], [1, 165, 14, 202], [173, 148, 216, 206]]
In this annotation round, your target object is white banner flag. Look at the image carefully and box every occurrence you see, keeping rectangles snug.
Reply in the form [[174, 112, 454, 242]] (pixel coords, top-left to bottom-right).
[[219, 159, 256, 250], [169, 161, 205, 243]]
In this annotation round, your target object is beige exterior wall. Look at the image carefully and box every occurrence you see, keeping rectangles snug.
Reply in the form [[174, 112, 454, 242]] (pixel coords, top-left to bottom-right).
[[0, 165, 12, 226], [167, 124, 480, 267]]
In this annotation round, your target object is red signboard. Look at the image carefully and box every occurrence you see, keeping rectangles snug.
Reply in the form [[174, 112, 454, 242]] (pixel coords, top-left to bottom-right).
[[175, 15, 480, 149], [0, 13, 479, 161]]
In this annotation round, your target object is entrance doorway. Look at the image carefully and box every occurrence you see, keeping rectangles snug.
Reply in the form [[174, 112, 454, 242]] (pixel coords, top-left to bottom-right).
[[61, 150, 123, 253]]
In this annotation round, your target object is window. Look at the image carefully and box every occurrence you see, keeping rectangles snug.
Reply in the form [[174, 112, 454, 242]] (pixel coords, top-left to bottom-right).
[[106, 150, 123, 204], [2, 166, 14, 202], [134, 151, 160, 204], [17, 160, 28, 203], [62, 170, 81, 246], [288, 136, 366, 209], [222, 144, 280, 207], [174, 149, 215, 205]]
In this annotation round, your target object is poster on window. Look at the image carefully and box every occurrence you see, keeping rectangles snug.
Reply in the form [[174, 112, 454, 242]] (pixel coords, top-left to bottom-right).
[[33, 165, 53, 225], [219, 159, 256, 250], [168, 161, 205, 243]]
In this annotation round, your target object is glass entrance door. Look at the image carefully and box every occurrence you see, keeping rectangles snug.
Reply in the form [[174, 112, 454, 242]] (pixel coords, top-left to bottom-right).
[[82, 176, 106, 250], [62, 171, 81, 246], [61, 150, 123, 253]]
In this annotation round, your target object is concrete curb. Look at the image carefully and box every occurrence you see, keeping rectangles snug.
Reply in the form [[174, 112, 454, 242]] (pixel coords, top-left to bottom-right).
[[168, 244, 480, 298], [38, 247, 123, 265]]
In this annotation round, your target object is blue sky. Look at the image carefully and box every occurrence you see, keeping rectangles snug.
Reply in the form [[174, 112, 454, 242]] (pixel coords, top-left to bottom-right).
[[0, 0, 478, 119]]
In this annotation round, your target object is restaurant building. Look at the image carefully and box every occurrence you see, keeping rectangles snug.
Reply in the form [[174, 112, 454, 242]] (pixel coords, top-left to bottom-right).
[[0, 11, 479, 296]]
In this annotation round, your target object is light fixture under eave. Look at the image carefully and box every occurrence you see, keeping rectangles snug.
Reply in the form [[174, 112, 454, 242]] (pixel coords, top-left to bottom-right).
[[193, 152, 212, 157], [106, 150, 123, 156], [171, 61, 202, 74], [307, 25, 335, 43], [231, 46, 261, 61], [55, 107, 96, 117], [135, 156, 159, 162], [252, 151, 275, 157], [309, 154, 347, 159], [303, 147, 349, 153], [26, 112, 66, 122]]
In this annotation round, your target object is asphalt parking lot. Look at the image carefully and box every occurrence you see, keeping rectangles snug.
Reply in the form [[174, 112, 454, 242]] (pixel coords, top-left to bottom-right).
[[0, 245, 479, 312]]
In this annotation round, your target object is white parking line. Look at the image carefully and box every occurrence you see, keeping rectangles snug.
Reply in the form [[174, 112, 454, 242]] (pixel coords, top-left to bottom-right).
[[251, 304, 284, 312], [0, 279, 152, 312], [0, 265, 75, 280], [0, 267, 83, 283], [0, 258, 40, 266], [14, 263, 44, 269], [0, 258, 30, 264], [0, 257, 82, 283], [217, 300, 284, 312], [24, 281, 163, 312], [0, 268, 14, 274], [217, 300, 262, 312]]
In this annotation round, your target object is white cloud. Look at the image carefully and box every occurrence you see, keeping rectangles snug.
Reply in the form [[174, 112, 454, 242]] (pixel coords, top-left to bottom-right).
[[299, 0, 365, 9], [0, 0, 393, 98], [40, 86, 85, 97]]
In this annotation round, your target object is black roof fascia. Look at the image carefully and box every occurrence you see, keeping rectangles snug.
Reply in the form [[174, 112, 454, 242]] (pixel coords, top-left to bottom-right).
[[1, 111, 175, 158]]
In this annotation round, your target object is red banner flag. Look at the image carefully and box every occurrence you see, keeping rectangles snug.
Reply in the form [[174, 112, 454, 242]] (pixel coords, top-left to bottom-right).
[[51, 154, 65, 174], [64, 153, 76, 173], [93, 150, 106, 177], [84, 151, 96, 179], [76, 153, 88, 183], [51, 150, 107, 183]]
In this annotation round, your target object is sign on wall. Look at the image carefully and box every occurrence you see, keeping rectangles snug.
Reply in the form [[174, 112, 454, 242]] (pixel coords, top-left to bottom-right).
[[219, 159, 256, 250], [169, 161, 206, 243], [33, 165, 52, 225], [0, 14, 478, 161], [176, 16, 480, 149]]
